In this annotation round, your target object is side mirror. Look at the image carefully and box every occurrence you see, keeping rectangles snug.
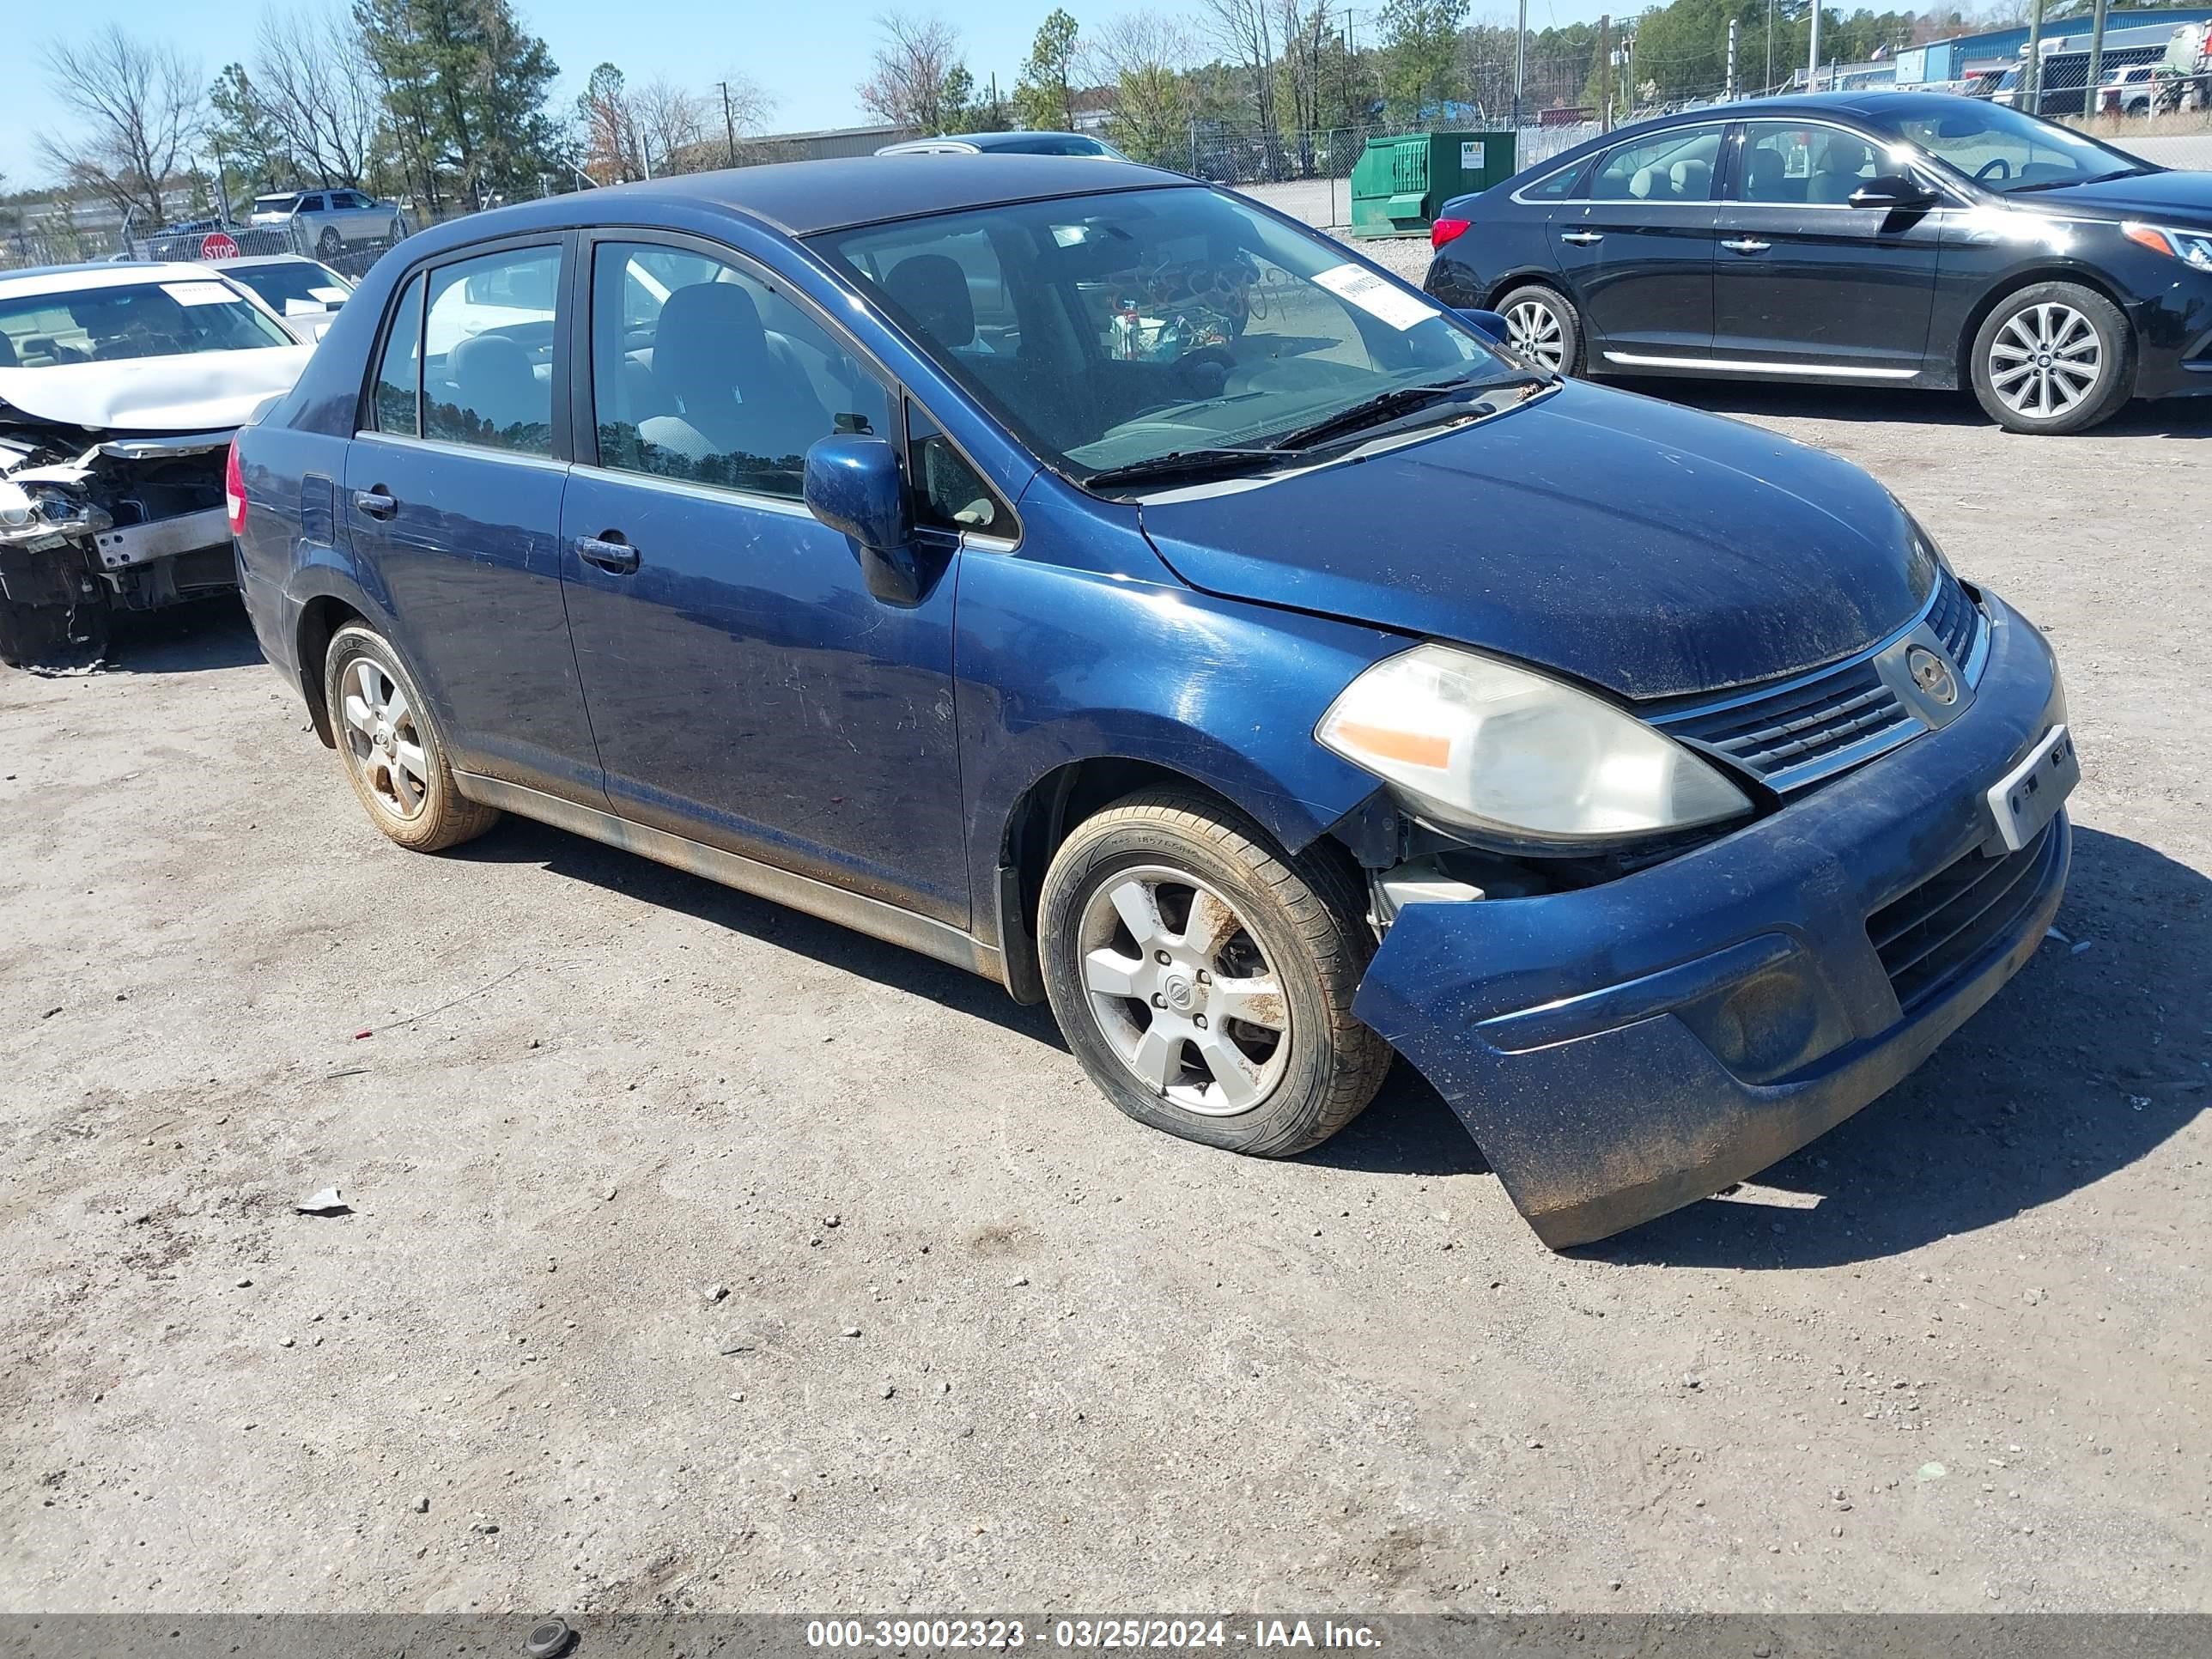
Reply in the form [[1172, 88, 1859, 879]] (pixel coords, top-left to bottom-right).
[[1455, 307, 1510, 343], [1850, 173, 1936, 211], [803, 434, 922, 605]]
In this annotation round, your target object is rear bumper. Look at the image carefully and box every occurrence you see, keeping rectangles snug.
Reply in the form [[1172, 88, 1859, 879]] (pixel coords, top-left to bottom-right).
[[1352, 587, 2070, 1249]]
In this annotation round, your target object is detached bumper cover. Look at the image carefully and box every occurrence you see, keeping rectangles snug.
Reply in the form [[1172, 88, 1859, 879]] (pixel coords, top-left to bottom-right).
[[1352, 588, 2070, 1249]]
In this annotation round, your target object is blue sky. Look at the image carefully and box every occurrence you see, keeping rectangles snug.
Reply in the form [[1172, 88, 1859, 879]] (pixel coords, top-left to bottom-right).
[[7, 0, 1620, 193]]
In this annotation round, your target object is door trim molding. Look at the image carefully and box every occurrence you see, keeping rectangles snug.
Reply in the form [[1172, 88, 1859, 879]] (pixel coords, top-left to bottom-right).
[[1602, 350, 1920, 380], [453, 771, 1006, 986]]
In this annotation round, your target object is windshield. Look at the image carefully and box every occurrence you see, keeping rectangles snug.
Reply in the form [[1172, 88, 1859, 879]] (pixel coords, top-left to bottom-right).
[[1875, 100, 2152, 192], [0, 280, 295, 368], [227, 261, 351, 312], [811, 185, 1519, 483]]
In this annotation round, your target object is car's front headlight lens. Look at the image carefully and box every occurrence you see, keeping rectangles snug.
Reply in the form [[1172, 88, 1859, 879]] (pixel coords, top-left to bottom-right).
[[1316, 642, 1753, 845], [2123, 221, 2212, 271]]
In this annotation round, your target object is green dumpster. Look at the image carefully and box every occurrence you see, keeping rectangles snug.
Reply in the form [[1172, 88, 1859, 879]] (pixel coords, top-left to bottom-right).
[[1349, 131, 1518, 239]]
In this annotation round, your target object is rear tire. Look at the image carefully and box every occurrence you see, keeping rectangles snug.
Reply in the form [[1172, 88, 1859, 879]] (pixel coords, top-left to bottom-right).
[[318, 226, 343, 259], [1970, 281, 2134, 434], [322, 623, 499, 852], [1492, 282, 1583, 376], [1036, 787, 1392, 1158]]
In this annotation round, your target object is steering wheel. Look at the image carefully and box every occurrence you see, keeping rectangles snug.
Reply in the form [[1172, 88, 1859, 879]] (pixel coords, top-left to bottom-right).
[[1170, 345, 1236, 401], [1974, 156, 2012, 184]]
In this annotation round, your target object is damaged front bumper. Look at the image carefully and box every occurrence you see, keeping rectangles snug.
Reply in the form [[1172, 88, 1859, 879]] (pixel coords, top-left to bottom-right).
[[1352, 588, 2071, 1249]]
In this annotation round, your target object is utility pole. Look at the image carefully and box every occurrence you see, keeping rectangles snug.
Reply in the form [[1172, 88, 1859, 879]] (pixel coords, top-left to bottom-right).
[[1513, 0, 1528, 130], [1598, 15, 1612, 130], [2023, 0, 2046, 115], [1808, 0, 1822, 92], [718, 82, 738, 167], [1727, 18, 1739, 100], [2081, 0, 2110, 121]]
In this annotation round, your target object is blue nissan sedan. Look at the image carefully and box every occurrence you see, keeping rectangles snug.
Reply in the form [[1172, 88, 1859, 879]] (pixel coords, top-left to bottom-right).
[[229, 155, 2078, 1248]]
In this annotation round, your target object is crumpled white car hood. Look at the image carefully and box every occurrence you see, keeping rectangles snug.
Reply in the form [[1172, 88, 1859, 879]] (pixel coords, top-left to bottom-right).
[[0, 345, 314, 433]]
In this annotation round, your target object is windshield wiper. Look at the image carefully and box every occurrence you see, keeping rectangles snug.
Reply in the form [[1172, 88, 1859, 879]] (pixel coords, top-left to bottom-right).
[[1264, 376, 1523, 453], [1080, 447, 1289, 492], [2008, 167, 2149, 193]]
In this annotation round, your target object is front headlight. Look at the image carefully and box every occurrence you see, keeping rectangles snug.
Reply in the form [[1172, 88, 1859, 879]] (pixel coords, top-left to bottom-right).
[[2123, 221, 2212, 271], [1316, 642, 1753, 846]]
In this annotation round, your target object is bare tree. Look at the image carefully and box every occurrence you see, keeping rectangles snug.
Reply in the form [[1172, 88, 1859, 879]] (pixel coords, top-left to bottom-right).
[[1197, 0, 1282, 177], [635, 77, 708, 173], [708, 70, 777, 165], [856, 11, 964, 135], [252, 9, 380, 188], [1085, 12, 1197, 167], [40, 25, 203, 226]]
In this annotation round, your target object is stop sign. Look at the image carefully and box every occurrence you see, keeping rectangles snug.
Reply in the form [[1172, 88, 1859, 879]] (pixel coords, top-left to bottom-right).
[[199, 230, 240, 260]]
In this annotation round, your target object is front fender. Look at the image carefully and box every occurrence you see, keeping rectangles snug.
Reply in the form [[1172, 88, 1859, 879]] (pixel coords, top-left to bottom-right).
[[955, 544, 1405, 930]]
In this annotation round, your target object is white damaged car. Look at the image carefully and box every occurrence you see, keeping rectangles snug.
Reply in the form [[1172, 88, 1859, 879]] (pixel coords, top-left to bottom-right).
[[0, 262, 313, 666]]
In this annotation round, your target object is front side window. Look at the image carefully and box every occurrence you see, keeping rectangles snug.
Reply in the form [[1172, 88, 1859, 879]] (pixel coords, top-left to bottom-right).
[[1875, 100, 2151, 192], [589, 240, 890, 500], [372, 270, 425, 436], [1740, 122, 1888, 204], [813, 185, 1519, 484], [907, 399, 1010, 534], [422, 246, 559, 455], [0, 280, 295, 368], [1589, 127, 1723, 201]]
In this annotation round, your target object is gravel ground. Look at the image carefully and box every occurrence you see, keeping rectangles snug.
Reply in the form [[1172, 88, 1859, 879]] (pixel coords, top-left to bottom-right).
[[3, 306, 2209, 1616]]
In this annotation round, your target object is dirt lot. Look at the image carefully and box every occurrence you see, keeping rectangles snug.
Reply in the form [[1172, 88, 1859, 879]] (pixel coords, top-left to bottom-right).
[[3, 364, 2209, 1616]]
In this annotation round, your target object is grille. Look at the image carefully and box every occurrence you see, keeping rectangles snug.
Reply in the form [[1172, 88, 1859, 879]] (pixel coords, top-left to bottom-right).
[[1660, 657, 1916, 786], [1927, 569, 1979, 665], [1866, 819, 2061, 1013]]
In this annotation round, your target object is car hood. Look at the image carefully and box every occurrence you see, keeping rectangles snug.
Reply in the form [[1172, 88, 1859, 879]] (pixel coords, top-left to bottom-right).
[[2009, 167, 2212, 222], [1136, 381, 1933, 701], [0, 346, 314, 434]]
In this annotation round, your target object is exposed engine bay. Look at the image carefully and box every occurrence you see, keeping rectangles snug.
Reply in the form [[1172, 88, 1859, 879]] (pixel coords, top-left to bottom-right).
[[0, 422, 237, 668]]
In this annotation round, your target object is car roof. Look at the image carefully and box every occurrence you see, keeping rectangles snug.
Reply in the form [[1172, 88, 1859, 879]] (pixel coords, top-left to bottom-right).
[[0, 260, 234, 301], [402, 152, 1183, 249]]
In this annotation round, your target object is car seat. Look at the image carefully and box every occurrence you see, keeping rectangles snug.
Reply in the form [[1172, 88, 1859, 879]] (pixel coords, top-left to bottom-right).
[[445, 334, 542, 445], [1669, 158, 1712, 199], [637, 281, 832, 472]]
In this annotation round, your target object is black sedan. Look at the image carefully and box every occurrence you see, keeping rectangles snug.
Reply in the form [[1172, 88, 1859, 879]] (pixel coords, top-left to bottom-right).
[[1424, 92, 2212, 434]]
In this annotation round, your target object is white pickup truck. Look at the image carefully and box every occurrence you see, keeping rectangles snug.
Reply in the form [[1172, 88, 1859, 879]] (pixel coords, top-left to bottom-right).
[[248, 189, 404, 258]]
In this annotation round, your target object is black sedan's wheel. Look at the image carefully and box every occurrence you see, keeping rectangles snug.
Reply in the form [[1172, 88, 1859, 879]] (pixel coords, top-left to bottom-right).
[[1970, 282, 2134, 435], [1492, 283, 1582, 375], [323, 623, 499, 852], [1036, 787, 1392, 1158]]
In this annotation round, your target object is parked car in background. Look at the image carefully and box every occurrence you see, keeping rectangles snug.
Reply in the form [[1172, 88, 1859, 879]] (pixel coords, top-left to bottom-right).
[[877, 131, 1129, 159], [249, 189, 404, 259], [234, 156, 2075, 1249], [0, 263, 313, 665], [2097, 64, 2161, 116], [1425, 92, 2212, 434], [216, 255, 355, 341]]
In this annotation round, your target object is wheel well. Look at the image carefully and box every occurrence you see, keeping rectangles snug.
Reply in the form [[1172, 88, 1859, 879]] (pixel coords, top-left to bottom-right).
[[1955, 268, 2134, 392], [295, 596, 364, 747], [1483, 272, 1571, 311], [994, 757, 1361, 1006]]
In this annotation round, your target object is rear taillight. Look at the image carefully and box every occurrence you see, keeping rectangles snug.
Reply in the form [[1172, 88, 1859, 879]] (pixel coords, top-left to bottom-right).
[[224, 440, 246, 537], [1431, 217, 1472, 250]]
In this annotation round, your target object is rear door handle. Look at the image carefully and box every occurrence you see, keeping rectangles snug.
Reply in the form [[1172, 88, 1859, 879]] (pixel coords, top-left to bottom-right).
[[1559, 229, 1603, 246], [575, 532, 640, 574], [353, 488, 397, 520], [1721, 238, 1772, 254]]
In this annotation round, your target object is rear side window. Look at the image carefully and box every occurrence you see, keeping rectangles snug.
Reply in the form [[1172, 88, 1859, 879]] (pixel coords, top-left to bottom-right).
[[301, 195, 326, 213], [422, 246, 560, 455], [372, 271, 425, 435], [1589, 127, 1723, 202], [1520, 160, 1585, 200], [588, 240, 890, 500]]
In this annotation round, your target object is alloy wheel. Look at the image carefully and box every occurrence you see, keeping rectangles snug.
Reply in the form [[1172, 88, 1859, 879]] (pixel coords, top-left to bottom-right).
[[1077, 865, 1291, 1117], [1505, 299, 1566, 370], [339, 657, 431, 820], [1988, 302, 2103, 421]]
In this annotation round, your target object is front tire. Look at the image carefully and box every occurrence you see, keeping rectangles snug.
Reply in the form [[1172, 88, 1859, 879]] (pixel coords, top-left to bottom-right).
[[1036, 788, 1392, 1158], [1492, 282, 1583, 375], [323, 623, 499, 852], [318, 226, 343, 259], [1970, 282, 2134, 434]]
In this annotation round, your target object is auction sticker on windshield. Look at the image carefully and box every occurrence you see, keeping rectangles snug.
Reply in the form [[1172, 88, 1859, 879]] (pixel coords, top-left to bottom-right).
[[1312, 264, 1441, 331], [161, 282, 249, 307]]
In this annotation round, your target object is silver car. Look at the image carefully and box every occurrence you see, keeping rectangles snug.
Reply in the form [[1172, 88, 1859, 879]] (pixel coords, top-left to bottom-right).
[[247, 188, 404, 258]]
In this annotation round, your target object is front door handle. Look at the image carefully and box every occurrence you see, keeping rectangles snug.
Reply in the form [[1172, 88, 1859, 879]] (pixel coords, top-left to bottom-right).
[[575, 532, 640, 574], [1721, 238, 1772, 254], [353, 488, 397, 520], [1559, 229, 1604, 246]]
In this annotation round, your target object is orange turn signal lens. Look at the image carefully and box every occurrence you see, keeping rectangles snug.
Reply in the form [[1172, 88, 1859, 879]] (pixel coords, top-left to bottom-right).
[[1332, 721, 1451, 769], [2124, 222, 2174, 257]]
